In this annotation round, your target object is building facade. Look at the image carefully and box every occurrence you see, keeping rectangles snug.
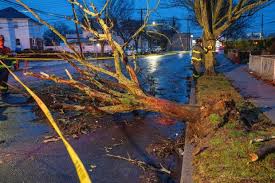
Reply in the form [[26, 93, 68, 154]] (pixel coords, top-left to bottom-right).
[[168, 33, 193, 51], [0, 7, 44, 51]]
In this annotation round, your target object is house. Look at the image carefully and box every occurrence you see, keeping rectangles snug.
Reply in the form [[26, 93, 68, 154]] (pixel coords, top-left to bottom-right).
[[44, 32, 113, 54], [66, 33, 112, 53], [0, 7, 44, 51], [45, 30, 137, 54]]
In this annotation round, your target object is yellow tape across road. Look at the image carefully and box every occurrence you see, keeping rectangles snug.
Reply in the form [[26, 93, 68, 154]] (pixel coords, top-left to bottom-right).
[[0, 51, 186, 62], [0, 60, 92, 183]]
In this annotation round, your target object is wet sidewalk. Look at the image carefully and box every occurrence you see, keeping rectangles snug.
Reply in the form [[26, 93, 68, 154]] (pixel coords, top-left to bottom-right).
[[216, 54, 275, 124]]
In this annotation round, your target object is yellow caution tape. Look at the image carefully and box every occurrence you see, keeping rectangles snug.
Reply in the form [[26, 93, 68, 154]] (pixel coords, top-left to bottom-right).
[[0, 51, 186, 62], [0, 60, 92, 183]]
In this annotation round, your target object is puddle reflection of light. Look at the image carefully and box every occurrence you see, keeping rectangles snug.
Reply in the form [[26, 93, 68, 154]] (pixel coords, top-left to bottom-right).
[[146, 55, 163, 73], [178, 53, 184, 58]]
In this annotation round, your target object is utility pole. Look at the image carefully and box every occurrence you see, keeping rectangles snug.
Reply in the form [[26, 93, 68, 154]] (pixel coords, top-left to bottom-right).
[[172, 16, 176, 27], [136, 8, 147, 51], [261, 13, 264, 40], [186, 16, 191, 51], [140, 8, 143, 51], [71, 0, 83, 56]]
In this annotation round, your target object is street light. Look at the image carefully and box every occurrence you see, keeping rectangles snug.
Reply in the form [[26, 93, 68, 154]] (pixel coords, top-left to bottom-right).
[[96, 43, 101, 57], [152, 21, 156, 26], [190, 35, 194, 50]]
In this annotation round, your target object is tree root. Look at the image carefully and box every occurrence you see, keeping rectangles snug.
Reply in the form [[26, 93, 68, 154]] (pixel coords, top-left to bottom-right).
[[106, 153, 171, 175]]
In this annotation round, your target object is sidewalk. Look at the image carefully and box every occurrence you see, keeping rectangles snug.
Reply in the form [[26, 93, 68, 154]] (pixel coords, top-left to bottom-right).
[[216, 54, 275, 124]]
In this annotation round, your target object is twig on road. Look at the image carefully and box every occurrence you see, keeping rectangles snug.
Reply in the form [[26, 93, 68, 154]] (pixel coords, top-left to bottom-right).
[[106, 153, 171, 175]]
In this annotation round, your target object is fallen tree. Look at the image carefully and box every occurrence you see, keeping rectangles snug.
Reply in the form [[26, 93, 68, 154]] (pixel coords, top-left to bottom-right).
[[16, 0, 200, 122]]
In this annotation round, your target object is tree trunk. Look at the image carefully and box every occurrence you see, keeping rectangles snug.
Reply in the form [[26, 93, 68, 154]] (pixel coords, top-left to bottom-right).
[[90, 95, 201, 123], [139, 96, 201, 122], [203, 34, 216, 75], [250, 142, 275, 162], [100, 41, 105, 57]]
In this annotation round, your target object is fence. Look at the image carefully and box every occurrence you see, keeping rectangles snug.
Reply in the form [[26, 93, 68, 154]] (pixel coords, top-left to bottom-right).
[[226, 49, 250, 64], [249, 55, 275, 82]]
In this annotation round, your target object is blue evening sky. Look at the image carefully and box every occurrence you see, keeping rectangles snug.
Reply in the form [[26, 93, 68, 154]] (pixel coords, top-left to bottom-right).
[[0, 0, 275, 37]]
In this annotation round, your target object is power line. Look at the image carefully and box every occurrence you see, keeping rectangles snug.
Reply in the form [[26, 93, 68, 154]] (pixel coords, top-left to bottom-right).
[[0, 0, 72, 19], [71, 0, 83, 56], [261, 13, 264, 39]]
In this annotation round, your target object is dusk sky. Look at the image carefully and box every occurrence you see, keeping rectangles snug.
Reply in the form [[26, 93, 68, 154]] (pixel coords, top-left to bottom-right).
[[0, 0, 275, 37]]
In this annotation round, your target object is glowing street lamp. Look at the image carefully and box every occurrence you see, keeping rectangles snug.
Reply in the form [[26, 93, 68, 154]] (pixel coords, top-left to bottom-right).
[[152, 21, 156, 26], [96, 43, 101, 57]]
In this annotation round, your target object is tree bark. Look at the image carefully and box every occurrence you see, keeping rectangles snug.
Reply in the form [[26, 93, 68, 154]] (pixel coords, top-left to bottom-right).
[[250, 142, 275, 162], [203, 34, 216, 75], [100, 41, 105, 57], [139, 96, 201, 122]]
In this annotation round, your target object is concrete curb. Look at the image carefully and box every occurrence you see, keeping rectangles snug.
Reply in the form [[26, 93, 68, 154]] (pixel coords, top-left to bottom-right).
[[180, 79, 196, 183]]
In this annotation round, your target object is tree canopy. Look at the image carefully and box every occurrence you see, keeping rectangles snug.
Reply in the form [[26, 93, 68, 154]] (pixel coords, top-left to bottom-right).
[[169, 0, 275, 74], [43, 23, 75, 46]]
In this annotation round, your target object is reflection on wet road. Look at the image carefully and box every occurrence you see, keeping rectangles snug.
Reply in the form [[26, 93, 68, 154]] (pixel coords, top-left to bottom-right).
[[140, 54, 192, 103]]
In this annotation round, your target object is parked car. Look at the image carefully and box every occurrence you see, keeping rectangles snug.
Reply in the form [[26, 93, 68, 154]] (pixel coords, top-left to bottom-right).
[[125, 49, 136, 56], [152, 46, 162, 53]]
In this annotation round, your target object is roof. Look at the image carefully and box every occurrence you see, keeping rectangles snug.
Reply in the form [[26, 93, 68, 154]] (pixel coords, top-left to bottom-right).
[[0, 7, 41, 25]]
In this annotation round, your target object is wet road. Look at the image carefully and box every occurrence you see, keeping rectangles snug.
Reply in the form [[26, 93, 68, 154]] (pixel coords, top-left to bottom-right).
[[0, 53, 192, 183]]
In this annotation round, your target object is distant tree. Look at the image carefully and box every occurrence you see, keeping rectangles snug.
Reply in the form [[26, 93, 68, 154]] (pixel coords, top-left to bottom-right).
[[106, 0, 139, 48], [106, 0, 134, 21], [116, 19, 141, 50], [43, 23, 74, 46], [77, 0, 136, 54], [169, 0, 275, 75], [144, 21, 177, 51], [220, 16, 250, 40]]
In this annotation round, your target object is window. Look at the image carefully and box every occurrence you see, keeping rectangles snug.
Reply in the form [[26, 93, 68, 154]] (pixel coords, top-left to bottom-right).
[[16, 39, 21, 46]]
